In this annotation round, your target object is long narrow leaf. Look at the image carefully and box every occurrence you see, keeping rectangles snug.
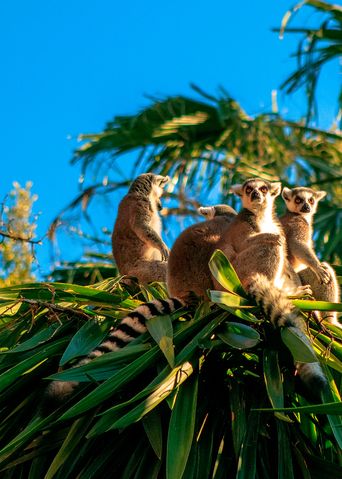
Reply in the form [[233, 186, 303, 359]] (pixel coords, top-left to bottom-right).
[[166, 371, 198, 479]]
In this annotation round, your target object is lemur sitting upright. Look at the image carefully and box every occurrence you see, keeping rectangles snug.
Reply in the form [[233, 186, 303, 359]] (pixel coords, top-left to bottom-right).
[[112, 173, 170, 284], [280, 186, 340, 326]]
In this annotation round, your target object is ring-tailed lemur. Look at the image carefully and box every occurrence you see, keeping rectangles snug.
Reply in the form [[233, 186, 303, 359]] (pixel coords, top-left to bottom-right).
[[280, 186, 340, 326], [112, 173, 170, 284]]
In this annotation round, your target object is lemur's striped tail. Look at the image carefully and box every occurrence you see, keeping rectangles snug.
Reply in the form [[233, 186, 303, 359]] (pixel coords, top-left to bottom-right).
[[44, 298, 185, 407], [248, 274, 328, 397]]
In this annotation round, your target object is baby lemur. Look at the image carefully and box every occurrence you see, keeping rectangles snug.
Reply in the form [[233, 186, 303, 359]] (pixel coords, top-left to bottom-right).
[[280, 186, 340, 325], [45, 180, 327, 404], [112, 173, 170, 284]]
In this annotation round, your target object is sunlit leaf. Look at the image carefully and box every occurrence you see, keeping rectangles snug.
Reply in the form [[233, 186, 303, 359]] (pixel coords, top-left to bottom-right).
[[209, 250, 246, 296], [281, 327, 318, 363]]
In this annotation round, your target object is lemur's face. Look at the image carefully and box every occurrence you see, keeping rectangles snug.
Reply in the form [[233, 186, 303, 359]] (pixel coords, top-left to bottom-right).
[[150, 175, 169, 210], [152, 175, 169, 198], [231, 179, 281, 211], [282, 187, 326, 216], [198, 206, 216, 220]]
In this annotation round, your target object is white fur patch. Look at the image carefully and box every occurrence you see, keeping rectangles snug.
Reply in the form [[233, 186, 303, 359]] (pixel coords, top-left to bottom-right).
[[138, 305, 155, 319], [257, 203, 281, 235], [113, 328, 135, 342], [101, 340, 121, 351], [122, 316, 147, 333]]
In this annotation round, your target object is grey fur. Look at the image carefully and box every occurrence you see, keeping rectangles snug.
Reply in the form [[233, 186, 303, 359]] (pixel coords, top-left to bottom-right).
[[280, 186, 340, 326], [112, 173, 170, 283]]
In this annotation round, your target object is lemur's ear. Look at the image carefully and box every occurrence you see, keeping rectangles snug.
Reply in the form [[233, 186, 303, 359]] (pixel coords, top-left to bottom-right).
[[270, 182, 282, 197], [230, 184, 243, 197], [157, 175, 170, 187], [282, 187, 292, 202], [315, 190, 327, 201]]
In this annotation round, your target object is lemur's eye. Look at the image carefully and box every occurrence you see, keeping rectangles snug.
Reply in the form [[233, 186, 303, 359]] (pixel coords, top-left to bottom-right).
[[246, 187, 252, 194], [295, 197, 302, 204], [308, 197, 314, 205], [260, 186, 268, 193]]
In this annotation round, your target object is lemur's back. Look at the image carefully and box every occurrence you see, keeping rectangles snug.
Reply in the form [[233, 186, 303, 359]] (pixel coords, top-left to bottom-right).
[[112, 194, 161, 274], [167, 214, 235, 301]]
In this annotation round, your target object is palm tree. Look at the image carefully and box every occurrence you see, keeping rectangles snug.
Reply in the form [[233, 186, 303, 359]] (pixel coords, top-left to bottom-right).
[[276, 0, 342, 125], [68, 86, 341, 262], [0, 1, 341, 477]]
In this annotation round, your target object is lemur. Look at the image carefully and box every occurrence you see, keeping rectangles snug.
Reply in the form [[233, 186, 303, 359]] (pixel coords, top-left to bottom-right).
[[45, 180, 327, 404], [280, 186, 340, 326], [167, 204, 237, 302], [112, 173, 170, 284]]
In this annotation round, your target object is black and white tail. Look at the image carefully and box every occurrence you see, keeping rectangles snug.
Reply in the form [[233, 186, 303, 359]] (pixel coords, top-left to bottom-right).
[[44, 298, 185, 405], [248, 274, 328, 396]]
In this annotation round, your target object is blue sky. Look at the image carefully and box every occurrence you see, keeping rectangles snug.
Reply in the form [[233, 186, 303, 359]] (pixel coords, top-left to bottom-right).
[[0, 0, 339, 275]]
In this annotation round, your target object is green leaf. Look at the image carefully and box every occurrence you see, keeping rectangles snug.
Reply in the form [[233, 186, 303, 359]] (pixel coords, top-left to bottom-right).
[[146, 314, 174, 368], [60, 318, 110, 366], [229, 382, 247, 459], [313, 338, 342, 374], [59, 345, 162, 421], [105, 361, 195, 431], [209, 290, 253, 309], [44, 415, 92, 479], [293, 299, 342, 312], [281, 327, 318, 363], [277, 422, 294, 479], [209, 250, 246, 296], [263, 349, 292, 422], [236, 411, 260, 479], [0, 338, 69, 394], [217, 322, 260, 350], [48, 344, 150, 382], [320, 368, 342, 449], [166, 371, 198, 479], [255, 401, 342, 414], [143, 409, 163, 460], [6, 323, 62, 353]]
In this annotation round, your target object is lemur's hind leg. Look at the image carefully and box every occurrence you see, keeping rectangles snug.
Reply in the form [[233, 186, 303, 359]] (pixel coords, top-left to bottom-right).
[[299, 265, 341, 326], [128, 260, 168, 284]]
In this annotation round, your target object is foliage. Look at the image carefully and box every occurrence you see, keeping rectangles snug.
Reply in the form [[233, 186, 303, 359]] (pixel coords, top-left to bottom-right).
[[0, 253, 341, 478], [0, 182, 39, 287], [278, 0, 342, 125], [49, 253, 118, 286], [68, 88, 342, 263]]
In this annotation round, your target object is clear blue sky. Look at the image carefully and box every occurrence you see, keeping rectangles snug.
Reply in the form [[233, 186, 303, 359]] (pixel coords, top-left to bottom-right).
[[0, 0, 339, 275]]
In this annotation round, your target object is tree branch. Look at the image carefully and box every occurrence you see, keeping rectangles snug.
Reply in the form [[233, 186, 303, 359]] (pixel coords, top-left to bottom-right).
[[0, 230, 43, 245]]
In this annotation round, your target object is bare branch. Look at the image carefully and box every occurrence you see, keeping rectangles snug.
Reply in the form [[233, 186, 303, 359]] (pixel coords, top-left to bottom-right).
[[0, 230, 43, 245], [20, 298, 92, 320]]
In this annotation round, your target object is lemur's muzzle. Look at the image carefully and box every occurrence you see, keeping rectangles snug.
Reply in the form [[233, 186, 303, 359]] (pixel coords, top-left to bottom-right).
[[301, 203, 311, 213], [251, 190, 261, 201]]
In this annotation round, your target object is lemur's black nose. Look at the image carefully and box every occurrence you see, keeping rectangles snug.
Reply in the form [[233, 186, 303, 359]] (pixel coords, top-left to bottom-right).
[[301, 203, 310, 213], [251, 190, 261, 200]]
